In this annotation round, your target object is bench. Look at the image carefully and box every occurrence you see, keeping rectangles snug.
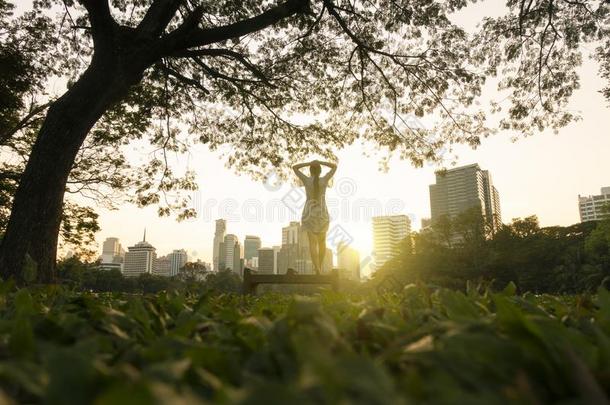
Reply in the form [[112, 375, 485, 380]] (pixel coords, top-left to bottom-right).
[[242, 268, 339, 294]]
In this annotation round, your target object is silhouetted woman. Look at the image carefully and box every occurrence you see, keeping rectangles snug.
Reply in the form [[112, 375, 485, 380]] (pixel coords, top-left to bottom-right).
[[292, 160, 337, 274]]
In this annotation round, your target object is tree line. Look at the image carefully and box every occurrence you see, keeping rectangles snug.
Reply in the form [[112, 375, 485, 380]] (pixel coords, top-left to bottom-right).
[[56, 258, 242, 293], [373, 209, 610, 294]]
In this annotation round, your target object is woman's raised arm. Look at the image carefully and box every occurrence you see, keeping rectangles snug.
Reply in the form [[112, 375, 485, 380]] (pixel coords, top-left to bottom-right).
[[292, 162, 310, 182], [320, 161, 337, 180]]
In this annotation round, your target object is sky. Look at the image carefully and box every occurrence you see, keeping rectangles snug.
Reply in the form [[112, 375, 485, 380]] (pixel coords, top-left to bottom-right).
[[15, 1, 609, 276]]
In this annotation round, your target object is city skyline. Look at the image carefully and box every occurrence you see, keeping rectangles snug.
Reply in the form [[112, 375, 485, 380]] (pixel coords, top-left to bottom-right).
[[93, 154, 609, 278]]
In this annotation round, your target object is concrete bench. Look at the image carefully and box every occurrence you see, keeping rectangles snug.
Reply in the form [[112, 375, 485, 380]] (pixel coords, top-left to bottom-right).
[[242, 268, 339, 294]]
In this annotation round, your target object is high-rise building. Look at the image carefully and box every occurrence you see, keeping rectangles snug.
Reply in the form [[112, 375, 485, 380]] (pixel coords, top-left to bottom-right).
[[219, 234, 241, 275], [123, 231, 156, 277], [279, 221, 315, 274], [429, 163, 502, 232], [272, 246, 281, 274], [258, 248, 275, 274], [372, 215, 410, 269], [338, 242, 360, 281], [579, 187, 610, 222], [100, 237, 125, 265], [213, 219, 226, 271], [168, 249, 188, 276], [244, 235, 261, 260], [282, 221, 301, 245], [154, 255, 172, 277], [102, 237, 120, 256], [244, 235, 261, 269]]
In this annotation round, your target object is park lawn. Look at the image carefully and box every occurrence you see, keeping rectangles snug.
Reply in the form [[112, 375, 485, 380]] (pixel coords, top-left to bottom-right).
[[0, 282, 609, 404]]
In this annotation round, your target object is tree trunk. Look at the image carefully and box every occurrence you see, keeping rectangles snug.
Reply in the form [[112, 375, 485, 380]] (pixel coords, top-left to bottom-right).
[[0, 57, 136, 284]]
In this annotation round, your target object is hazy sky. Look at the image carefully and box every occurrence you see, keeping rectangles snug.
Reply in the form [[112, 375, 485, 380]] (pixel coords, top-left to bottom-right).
[[16, 1, 608, 275]]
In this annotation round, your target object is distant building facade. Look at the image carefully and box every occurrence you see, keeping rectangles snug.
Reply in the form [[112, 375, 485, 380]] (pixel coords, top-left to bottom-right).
[[154, 256, 172, 277], [429, 163, 502, 232], [258, 248, 275, 274], [244, 235, 261, 260], [219, 234, 241, 275], [98, 262, 122, 272], [279, 221, 314, 274], [579, 187, 610, 222], [372, 215, 411, 269], [123, 234, 156, 277], [337, 242, 360, 281], [213, 219, 226, 271], [100, 237, 125, 269], [244, 235, 261, 268], [168, 249, 188, 276]]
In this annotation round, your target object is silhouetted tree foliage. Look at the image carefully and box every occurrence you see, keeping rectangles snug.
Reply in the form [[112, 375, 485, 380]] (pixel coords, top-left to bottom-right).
[[373, 213, 610, 294], [57, 257, 242, 293], [1, 0, 608, 283], [176, 261, 210, 282]]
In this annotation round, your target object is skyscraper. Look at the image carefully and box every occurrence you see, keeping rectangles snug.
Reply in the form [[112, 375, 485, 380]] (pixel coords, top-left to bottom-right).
[[213, 219, 226, 271], [338, 242, 360, 281], [279, 221, 314, 274], [219, 234, 241, 275], [100, 237, 125, 265], [154, 255, 172, 276], [372, 215, 410, 269], [257, 247, 275, 274], [123, 231, 156, 277], [260, 245, 282, 274], [579, 187, 610, 222], [429, 163, 502, 232], [168, 249, 188, 276], [244, 235, 261, 267]]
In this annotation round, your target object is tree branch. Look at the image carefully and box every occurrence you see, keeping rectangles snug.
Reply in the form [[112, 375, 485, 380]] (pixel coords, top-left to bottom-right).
[[174, 48, 273, 86], [0, 102, 50, 146], [157, 62, 210, 94], [137, 0, 183, 39], [164, 0, 310, 52], [77, 0, 116, 43]]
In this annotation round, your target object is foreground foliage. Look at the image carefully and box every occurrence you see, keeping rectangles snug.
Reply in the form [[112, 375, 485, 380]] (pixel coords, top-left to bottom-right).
[[0, 283, 609, 404]]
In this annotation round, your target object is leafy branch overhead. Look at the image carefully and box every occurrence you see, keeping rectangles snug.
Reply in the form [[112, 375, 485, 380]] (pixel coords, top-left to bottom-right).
[[4, 0, 609, 215], [30, 0, 607, 174]]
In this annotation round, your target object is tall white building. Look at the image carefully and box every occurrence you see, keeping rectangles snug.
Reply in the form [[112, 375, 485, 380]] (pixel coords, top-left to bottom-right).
[[579, 187, 610, 222], [429, 163, 502, 232], [168, 249, 188, 276], [213, 219, 226, 271], [372, 215, 411, 269], [154, 255, 172, 277], [219, 234, 241, 275], [123, 232, 156, 277]]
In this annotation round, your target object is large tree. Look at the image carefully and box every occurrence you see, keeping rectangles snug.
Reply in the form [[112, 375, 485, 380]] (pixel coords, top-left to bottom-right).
[[0, 0, 608, 284]]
